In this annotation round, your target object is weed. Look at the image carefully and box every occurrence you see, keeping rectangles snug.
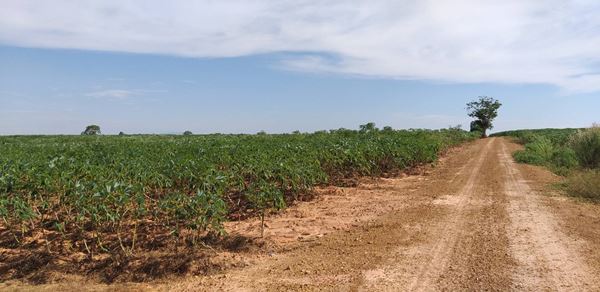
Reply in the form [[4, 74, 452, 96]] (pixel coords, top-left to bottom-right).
[[565, 170, 600, 200], [570, 126, 600, 169]]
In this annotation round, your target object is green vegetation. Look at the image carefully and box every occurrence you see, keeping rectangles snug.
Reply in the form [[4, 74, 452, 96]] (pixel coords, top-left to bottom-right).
[[570, 126, 600, 169], [493, 128, 578, 146], [565, 170, 600, 199], [81, 125, 101, 136], [466, 96, 502, 138], [0, 125, 476, 257], [493, 126, 600, 199], [512, 135, 578, 173]]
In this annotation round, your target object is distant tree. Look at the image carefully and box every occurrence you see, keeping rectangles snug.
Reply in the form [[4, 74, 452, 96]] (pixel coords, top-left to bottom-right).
[[257, 131, 267, 135], [183, 131, 193, 136], [292, 130, 301, 134], [382, 126, 393, 132], [330, 127, 353, 134], [81, 125, 101, 135], [359, 122, 378, 133], [466, 96, 502, 138], [118, 131, 126, 136]]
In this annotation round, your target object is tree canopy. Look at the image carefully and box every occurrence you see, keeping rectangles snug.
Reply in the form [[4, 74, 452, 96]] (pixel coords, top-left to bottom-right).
[[359, 122, 378, 133], [466, 96, 502, 138], [81, 125, 101, 135]]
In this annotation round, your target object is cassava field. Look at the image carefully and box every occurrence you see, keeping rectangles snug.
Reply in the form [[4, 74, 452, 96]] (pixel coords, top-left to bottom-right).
[[0, 128, 475, 283]]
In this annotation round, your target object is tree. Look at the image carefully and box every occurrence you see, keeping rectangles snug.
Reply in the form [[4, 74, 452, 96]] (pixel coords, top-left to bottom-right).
[[359, 122, 378, 133], [118, 131, 126, 136], [81, 125, 101, 135], [183, 131, 193, 136], [466, 96, 502, 138]]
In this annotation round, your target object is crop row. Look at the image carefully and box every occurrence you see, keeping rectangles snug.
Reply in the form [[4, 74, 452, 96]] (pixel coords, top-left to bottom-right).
[[0, 128, 476, 256]]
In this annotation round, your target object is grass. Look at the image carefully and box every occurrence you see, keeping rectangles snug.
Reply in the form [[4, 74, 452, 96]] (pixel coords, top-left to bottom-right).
[[570, 125, 600, 169], [564, 170, 600, 201]]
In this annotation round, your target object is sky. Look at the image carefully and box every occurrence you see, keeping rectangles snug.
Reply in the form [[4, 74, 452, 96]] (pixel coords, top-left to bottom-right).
[[0, 0, 599, 135]]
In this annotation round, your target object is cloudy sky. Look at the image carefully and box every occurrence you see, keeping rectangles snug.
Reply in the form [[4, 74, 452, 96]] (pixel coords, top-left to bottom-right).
[[1, 0, 599, 134]]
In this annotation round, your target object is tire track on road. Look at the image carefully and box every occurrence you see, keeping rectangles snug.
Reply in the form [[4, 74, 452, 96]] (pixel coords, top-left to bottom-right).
[[500, 140, 598, 291], [405, 138, 494, 291]]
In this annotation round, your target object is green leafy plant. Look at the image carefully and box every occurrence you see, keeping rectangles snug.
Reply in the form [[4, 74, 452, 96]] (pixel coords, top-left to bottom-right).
[[0, 127, 476, 257]]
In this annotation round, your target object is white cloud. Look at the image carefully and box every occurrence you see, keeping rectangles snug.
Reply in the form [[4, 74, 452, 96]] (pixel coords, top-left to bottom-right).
[[2, 0, 600, 92], [85, 89, 138, 99], [84, 88, 166, 99]]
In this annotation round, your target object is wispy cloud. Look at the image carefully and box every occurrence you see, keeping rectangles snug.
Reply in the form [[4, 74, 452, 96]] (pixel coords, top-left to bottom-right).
[[85, 89, 139, 99], [2, 1, 600, 92], [85, 89, 166, 99]]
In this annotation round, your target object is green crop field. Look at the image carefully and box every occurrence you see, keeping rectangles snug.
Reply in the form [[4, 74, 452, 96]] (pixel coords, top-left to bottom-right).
[[0, 127, 476, 258]]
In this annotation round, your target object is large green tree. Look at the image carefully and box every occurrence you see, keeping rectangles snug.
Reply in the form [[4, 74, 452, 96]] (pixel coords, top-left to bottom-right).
[[81, 125, 101, 135], [466, 96, 502, 138]]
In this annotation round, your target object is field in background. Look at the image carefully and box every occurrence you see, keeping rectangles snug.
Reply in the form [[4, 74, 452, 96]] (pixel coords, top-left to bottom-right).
[[0, 127, 476, 282], [492, 127, 600, 200]]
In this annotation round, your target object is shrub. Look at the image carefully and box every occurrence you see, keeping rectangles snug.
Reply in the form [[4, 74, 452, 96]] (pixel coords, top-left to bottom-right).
[[566, 170, 600, 200], [570, 126, 600, 169], [492, 128, 579, 145], [528, 136, 555, 160], [513, 136, 555, 166], [517, 131, 537, 144], [551, 147, 578, 169], [514, 150, 546, 165]]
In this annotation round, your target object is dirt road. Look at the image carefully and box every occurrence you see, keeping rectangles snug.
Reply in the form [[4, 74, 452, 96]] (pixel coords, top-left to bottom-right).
[[170, 137, 599, 291], [5, 138, 599, 291]]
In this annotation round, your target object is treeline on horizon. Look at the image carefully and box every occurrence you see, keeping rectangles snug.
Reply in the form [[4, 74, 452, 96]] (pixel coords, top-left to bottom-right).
[[2, 124, 471, 137]]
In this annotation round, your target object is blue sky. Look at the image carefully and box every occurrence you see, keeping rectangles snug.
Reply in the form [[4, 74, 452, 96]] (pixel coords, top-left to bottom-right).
[[1, 1, 599, 135]]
